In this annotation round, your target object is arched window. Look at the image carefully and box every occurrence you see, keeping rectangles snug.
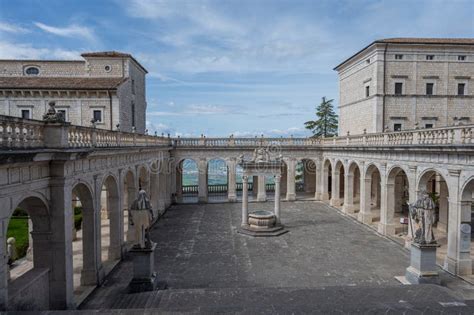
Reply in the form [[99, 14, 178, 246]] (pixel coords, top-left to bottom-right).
[[24, 66, 40, 76]]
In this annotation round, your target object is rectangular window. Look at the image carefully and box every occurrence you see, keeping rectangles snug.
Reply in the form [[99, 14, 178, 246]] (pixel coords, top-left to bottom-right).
[[365, 86, 370, 97], [426, 55, 434, 60], [131, 102, 135, 127], [395, 54, 403, 60], [426, 83, 434, 95], [458, 55, 466, 61], [57, 109, 67, 121], [394, 82, 403, 95], [21, 109, 30, 119], [425, 123, 433, 129], [458, 83, 465, 95], [93, 110, 102, 122], [132, 79, 135, 95], [394, 123, 402, 131]]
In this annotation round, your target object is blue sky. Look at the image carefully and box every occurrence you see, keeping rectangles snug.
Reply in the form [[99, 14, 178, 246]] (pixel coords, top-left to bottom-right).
[[0, 0, 473, 137]]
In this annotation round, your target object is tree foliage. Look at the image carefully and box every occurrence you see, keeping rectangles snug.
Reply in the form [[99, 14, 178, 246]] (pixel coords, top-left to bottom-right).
[[304, 97, 338, 137]]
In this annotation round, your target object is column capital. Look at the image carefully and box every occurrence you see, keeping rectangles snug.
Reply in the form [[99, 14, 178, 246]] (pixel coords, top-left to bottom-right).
[[448, 169, 461, 177], [274, 174, 281, 182]]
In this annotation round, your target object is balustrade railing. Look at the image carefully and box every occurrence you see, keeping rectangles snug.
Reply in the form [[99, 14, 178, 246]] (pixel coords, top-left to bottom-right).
[[1, 115, 473, 150], [0, 115, 171, 149]]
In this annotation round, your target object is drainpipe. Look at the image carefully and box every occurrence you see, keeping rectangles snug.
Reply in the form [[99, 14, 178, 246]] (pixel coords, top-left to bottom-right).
[[382, 43, 388, 132]]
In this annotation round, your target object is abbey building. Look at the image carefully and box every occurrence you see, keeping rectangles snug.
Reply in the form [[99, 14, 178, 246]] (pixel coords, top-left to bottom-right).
[[0, 51, 147, 133], [335, 38, 474, 135]]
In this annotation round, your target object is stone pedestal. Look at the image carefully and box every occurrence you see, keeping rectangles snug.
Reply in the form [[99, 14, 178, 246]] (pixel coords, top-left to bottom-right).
[[405, 243, 440, 284], [128, 243, 159, 293]]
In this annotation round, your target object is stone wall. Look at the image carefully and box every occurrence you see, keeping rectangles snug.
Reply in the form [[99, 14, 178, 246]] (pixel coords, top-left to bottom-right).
[[8, 268, 50, 311], [0, 61, 86, 77]]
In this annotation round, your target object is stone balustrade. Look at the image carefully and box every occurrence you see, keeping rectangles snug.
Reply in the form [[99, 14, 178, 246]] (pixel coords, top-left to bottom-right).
[[0, 115, 171, 149], [1, 115, 473, 150]]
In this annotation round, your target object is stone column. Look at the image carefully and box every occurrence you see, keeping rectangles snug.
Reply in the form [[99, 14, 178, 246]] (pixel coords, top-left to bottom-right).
[[48, 173, 76, 309], [257, 175, 267, 202], [314, 161, 322, 200], [342, 172, 355, 213], [227, 158, 237, 202], [274, 174, 281, 224], [198, 158, 208, 203], [0, 217, 7, 310], [405, 166, 417, 248], [175, 169, 182, 201], [242, 175, 249, 226], [321, 161, 330, 201], [157, 168, 166, 215], [358, 164, 372, 224], [330, 167, 340, 206], [444, 169, 471, 275], [286, 158, 296, 201], [378, 170, 396, 235]]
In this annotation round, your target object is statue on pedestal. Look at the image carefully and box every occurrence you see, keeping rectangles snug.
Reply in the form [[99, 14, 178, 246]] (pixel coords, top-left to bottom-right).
[[408, 190, 437, 244], [251, 147, 270, 163], [130, 190, 155, 249], [42, 101, 65, 123]]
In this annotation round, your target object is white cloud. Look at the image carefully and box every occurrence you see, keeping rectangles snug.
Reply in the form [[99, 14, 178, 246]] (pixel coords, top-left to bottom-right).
[[34, 22, 96, 42], [0, 40, 81, 60], [0, 22, 29, 34], [148, 104, 240, 116]]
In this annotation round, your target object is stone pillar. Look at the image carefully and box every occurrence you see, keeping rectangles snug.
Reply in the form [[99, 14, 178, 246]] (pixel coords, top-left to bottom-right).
[[48, 174, 76, 309], [444, 169, 471, 275], [274, 174, 281, 224], [252, 175, 259, 197], [0, 216, 7, 310], [257, 175, 267, 202], [358, 164, 372, 224], [228, 158, 237, 202], [314, 161, 322, 200], [343, 172, 355, 213], [242, 175, 249, 226], [175, 169, 182, 201], [198, 158, 208, 203], [286, 158, 296, 201], [330, 167, 340, 206], [405, 166, 417, 248], [321, 161, 330, 201], [157, 168, 166, 214], [378, 169, 396, 235]]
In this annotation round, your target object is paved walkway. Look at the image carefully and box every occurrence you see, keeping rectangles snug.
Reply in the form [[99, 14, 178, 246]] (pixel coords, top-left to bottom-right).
[[79, 201, 474, 313]]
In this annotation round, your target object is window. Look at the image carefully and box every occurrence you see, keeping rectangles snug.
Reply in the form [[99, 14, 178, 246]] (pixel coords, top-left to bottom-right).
[[458, 83, 465, 95], [426, 55, 435, 60], [24, 66, 39, 76], [425, 124, 433, 129], [394, 82, 403, 95], [131, 102, 135, 127], [21, 109, 31, 119], [395, 54, 403, 60], [104, 65, 111, 72], [394, 123, 402, 131], [366, 58, 370, 64], [132, 79, 135, 95], [458, 55, 466, 61], [93, 110, 102, 122], [365, 86, 370, 97], [426, 83, 434, 95], [57, 109, 67, 121]]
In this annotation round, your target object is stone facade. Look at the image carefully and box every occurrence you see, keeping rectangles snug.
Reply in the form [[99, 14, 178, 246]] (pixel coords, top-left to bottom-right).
[[0, 52, 147, 133], [335, 38, 474, 135]]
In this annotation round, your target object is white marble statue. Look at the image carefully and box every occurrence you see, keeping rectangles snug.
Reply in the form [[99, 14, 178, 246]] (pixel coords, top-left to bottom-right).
[[7, 237, 16, 265], [130, 190, 155, 249], [408, 190, 437, 244]]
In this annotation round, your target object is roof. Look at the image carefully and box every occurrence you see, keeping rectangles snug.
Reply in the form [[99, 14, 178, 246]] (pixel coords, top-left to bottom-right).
[[81, 51, 148, 73], [334, 37, 474, 71], [0, 76, 127, 90]]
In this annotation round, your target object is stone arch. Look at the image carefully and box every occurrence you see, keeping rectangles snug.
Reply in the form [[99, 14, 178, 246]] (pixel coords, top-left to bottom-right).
[[343, 161, 361, 213], [457, 176, 474, 275], [123, 169, 136, 246], [149, 160, 160, 219], [358, 163, 382, 224], [71, 182, 100, 291], [296, 158, 317, 197], [379, 166, 410, 235], [207, 157, 228, 198], [176, 158, 199, 202], [137, 165, 150, 192], [4, 194, 54, 310], [100, 175, 121, 263]]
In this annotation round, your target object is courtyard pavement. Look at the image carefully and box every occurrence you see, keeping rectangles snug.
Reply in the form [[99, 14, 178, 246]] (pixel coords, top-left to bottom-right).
[[77, 201, 474, 314]]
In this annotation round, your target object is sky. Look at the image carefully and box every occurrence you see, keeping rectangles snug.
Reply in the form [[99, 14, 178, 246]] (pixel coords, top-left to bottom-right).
[[0, 0, 473, 137]]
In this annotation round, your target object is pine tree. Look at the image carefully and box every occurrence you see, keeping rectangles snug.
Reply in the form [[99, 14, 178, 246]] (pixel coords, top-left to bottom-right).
[[304, 97, 338, 137]]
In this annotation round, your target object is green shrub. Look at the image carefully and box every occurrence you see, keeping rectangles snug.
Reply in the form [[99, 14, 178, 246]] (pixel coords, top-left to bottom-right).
[[74, 213, 83, 231], [12, 208, 28, 217]]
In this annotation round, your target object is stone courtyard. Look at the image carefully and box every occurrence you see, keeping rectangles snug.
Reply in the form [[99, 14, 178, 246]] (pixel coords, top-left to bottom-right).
[[78, 201, 474, 313]]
